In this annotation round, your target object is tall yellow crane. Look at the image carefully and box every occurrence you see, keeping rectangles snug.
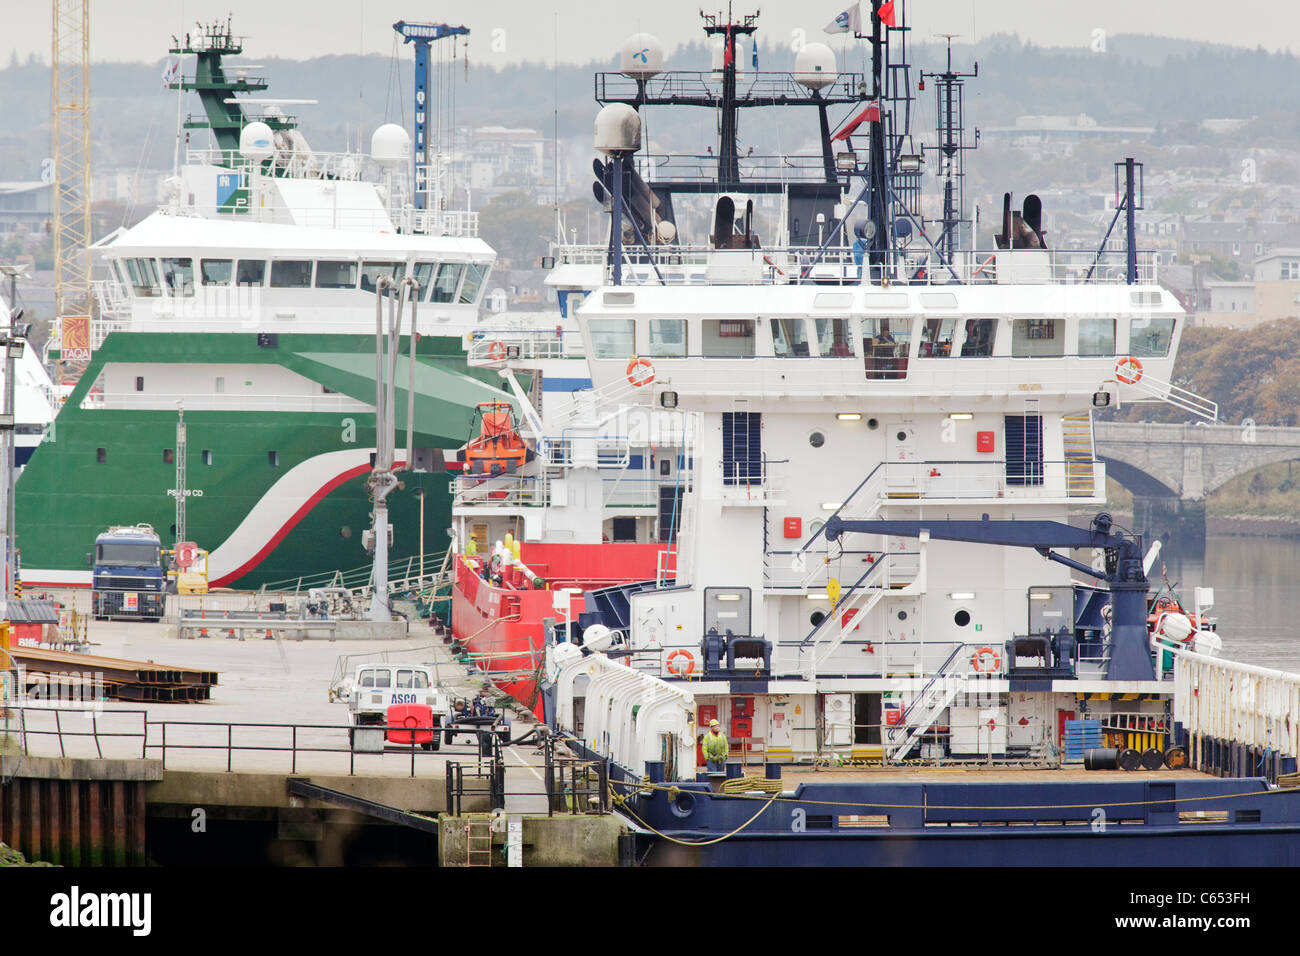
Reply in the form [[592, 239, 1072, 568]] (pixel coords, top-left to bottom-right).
[[51, 0, 91, 344]]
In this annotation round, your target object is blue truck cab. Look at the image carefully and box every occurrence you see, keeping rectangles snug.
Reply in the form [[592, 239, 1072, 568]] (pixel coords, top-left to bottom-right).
[[90, 524, 166, 622]]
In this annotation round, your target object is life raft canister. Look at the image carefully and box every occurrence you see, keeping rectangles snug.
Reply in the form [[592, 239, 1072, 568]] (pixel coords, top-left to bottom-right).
[[970, 646, 1001, 673], [666, 648, 696, 677], [1115, 356, 1144, 385], [627, 356, 655, 387]]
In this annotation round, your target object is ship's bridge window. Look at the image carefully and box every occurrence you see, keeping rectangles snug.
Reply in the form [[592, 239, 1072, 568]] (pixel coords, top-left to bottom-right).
[[1129, 317, 1175, 357], [459, 263, 489, 305], [648, 318, 687, 358], [959, 318, 997, 357], [861, 318, 910, 380], [770, 318, 811, 357], [1011, 319, 1065, 357], [160, 257, 195, 297], [235, 260, 266, 286], [815, 318, 856, 357], [588, 319, 636, 359], [270, 260, 313, 289], [702, 319, 755, 357], [315, 260, 358, 289], [1078, 318, 1116, 357], [125, 258, 161, 297], [430, 263, 464, 303], [360, 261, 405, 294], [412, 262, 437, 299], [919, 318, 958, 357], [200, 259, 233, 286]]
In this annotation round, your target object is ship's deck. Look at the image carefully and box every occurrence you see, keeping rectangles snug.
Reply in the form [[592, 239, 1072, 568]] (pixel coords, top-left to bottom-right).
[[777, 766, 1215, 784]]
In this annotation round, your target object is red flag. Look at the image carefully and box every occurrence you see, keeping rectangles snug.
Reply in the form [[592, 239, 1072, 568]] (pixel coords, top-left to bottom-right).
[[879, 1, 897, 28], [832, 101, 880, 141], [724, 27, 733, 67]]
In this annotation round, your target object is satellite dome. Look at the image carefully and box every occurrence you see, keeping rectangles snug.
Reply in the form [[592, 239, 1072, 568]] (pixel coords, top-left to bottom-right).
[[620, 33, 664, 78], [594, 103, 642, 155], [239, 121, 275, 160], [371, 123, 411, 165], [794, 42, 837, 90]]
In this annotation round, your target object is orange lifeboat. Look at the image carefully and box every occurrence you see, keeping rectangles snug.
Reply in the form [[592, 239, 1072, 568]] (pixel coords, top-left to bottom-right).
[[459, 401, 532, 476]]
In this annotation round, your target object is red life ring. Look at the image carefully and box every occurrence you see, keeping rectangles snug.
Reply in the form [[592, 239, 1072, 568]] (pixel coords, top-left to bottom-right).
[[488, 341, 507, 361], [666, 649, 696, 677], [970, 646, 1001, 673], [1115, 356, 1144, 385], [626, 356, 655, 387]]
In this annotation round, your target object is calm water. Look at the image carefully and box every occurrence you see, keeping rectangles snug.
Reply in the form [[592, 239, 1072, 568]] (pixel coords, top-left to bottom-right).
[[1155, 533, 1300, 673]]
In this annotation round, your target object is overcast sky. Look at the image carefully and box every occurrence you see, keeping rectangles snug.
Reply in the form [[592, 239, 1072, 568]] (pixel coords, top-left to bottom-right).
[[4, 0, 1297, 66]]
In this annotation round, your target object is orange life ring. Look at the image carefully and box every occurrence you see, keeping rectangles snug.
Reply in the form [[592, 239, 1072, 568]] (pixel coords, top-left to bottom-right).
[[970, 646, 1001, 673], [1115, 356, 1143, 385], [626, 356, 655, 387], [665, 649, 696, 677], [488, 341, 507, 361]]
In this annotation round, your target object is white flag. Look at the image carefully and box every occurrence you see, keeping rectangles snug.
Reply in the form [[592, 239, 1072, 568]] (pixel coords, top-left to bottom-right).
[[824, 3, 862, 34]]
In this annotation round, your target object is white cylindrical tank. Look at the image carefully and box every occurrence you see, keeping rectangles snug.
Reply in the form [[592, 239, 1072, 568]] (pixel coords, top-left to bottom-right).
[[239, 121, 275, 160], [794, 42, 837, 90], [594, 103, 642, 155], [620, 33, 664, 78], [371, 123, 411, 165]]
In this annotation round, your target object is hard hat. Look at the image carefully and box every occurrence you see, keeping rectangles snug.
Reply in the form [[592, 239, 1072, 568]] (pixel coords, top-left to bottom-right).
[[709, 719, 719, 727]]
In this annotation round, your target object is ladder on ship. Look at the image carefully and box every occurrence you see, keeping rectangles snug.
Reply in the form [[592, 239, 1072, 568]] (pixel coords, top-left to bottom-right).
[[886, 644, 973, 762], [464, 816, 494, 867], [1062, 413, 1097, 497]]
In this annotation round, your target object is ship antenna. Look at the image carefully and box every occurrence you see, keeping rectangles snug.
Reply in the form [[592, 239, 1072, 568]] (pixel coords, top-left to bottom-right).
[[919, 33, 978, 262]]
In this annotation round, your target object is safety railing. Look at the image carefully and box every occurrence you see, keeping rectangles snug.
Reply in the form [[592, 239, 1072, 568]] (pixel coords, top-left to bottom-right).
[[467, 327, 585, 363]]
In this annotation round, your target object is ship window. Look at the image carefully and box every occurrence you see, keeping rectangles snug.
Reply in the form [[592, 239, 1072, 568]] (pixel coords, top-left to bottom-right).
[[430, 262, 464, 303], [1011, 319, 1065, 357], [648, 319, 687, 357], [270, 260, 313, 288], [919, 318, 957, 358], [160, 257, 195, 296], [459, 263, 489, 304], [96, 447, 106, 463], [1129, 317, 1175, 357], [314, 260, 358, 289], [588, 319, 636, 359], [126, 258, 161, 297], [215, 377, 225, 393], [702, 319, 755, 357], [412, 262, 437, 299], [815, 318, 855, 357], [163, 448, 174, 464], [770, 318, 811, 357], [360, 261, 404, 294], [235, 259, 266, 286], [200, 259, 232, 285], [1078, 318, 1116, 357], [861, 318, 910, 380], [959, 318, 997, 357], [135, 376, 144, 392], [722, 411, 762, 486], [202, 450, 213, 466], [268, 451, 280, 467]]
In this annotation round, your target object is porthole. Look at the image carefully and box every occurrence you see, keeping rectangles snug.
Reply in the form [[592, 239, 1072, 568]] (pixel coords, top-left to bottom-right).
[[810, 611, 826, 627], [896, 430, 908, 442], [340, 526, 353, 539], [809, 519, 825, 537], [809, 431, 826, 448], [867, 418, 879, 429], [954, 609, 971, 627], [897, 610, 908, 621]]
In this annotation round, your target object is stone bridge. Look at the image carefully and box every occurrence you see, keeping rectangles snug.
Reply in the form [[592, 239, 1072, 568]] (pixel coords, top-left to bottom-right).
[[1093, 421, 1300, 549]]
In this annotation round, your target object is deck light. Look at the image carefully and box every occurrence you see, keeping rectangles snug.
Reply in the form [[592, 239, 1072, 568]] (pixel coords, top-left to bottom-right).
[[948, 592, 975, 601], [836, 412, 862, 421], [1092, 391, 1111, 407], [660, 390, 678, 409], [806, 593, 830, 601], [897, 154, 923, 173], [1029, 592, 1053, 601], [821, 502, 843, 510], [948, 412, 973, 420], [835, 152, 858, 172], [716, 594, 741, 601]]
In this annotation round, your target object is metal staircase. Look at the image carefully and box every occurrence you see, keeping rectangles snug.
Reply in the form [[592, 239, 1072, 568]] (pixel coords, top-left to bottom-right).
[[885, 644, 972, 762], [1062, 412, 1097, 497], [795, 558, 891, 675]]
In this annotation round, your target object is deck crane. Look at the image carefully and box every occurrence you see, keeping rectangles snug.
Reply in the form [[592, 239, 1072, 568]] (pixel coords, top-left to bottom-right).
[[392, 20, 470, 210], [824, 512, 1157, 681]]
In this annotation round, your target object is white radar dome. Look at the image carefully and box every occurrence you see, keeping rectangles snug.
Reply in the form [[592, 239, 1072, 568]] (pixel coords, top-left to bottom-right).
[[620, 33, 664, 78], [794, 42, 837, 90], [594, 103, 642, 155], [370, 123, 411, 165], [239, 121, 275, 160], [583, 624, 615, 653]]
